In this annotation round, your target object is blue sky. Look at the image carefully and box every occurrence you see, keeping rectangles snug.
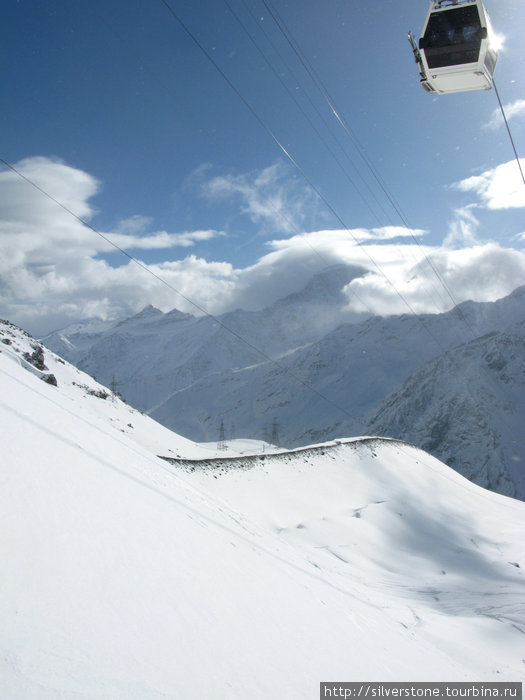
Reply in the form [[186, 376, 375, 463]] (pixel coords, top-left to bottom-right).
[[1, 0, 524, 335]]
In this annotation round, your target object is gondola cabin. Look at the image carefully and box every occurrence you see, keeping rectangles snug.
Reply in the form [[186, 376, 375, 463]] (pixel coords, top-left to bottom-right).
[[412, 0, 498, 94]]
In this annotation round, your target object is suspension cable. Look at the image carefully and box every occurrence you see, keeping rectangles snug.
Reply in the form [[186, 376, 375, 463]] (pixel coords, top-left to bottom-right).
[[493, 80, 525, 187]]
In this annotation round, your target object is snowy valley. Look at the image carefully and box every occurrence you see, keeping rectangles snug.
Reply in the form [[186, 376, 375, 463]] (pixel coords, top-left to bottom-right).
[[42, 269, 525, 500], [1, 318, 524, 697]]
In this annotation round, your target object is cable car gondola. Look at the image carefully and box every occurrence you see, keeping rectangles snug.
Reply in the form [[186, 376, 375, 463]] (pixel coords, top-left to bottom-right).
[[409, 0, 498, 94]]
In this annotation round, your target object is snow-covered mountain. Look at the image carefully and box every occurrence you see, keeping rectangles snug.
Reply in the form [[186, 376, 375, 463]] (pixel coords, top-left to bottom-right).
[[367, 322, 525, 499], [42, 265, 363, 414], [2, 319, 524, 696], [42, 279, 525, 499]]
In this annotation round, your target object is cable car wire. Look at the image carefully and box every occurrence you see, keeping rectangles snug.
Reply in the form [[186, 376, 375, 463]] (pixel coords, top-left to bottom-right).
[[493, 80, 525, 187], [261, 0, 411, 223], [248, 0, 453, 316]]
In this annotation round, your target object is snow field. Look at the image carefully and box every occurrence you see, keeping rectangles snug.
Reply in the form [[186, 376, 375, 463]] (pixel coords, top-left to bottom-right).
[[1, 325, 524, 698]]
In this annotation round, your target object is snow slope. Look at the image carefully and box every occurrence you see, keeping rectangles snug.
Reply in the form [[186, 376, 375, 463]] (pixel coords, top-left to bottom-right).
[[1, 321, 525, 698]]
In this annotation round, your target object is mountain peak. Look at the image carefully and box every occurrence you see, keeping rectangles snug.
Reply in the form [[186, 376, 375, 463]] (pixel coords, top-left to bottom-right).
[[115, 305, 163, 328], [136, 304, 163, 318], [270, 263, 364, 310], [163, 307, 194, 323]]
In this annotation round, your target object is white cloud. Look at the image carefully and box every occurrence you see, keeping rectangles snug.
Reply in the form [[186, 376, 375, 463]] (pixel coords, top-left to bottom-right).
[[232, 231, 525, 318], [453, 160, 525, 209], [341, 242, 525, 317], [0, 156, 99, 224], [0, 160, 102, 277], [1, 157, 525, 337], [0, 157, 225, 265], [0, 157, 229, 333], [484, 99, 525, 130]]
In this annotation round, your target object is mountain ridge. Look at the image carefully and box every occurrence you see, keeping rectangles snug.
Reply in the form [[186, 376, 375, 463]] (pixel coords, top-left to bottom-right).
[[41, 274, 525, 498]]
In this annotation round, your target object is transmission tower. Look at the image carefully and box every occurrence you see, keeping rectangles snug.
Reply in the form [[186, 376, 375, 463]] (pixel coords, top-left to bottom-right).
[[109, 375, 120, 403], [271, 417, 280, 447], [217, 419, 227, 451]]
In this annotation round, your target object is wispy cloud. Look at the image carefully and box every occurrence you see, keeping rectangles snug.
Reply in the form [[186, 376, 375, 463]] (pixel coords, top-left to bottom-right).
[[484, 99, 525, 131], [444, 205, 480, 247], [369, 226, 428, 241], [106, 229, 224, 251], [111, 215, 223, 250], [199, 161, 319, 235]]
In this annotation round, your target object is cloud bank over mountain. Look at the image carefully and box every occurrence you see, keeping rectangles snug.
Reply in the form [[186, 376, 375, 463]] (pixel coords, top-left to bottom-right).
[[1, 156, 525, 336]]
